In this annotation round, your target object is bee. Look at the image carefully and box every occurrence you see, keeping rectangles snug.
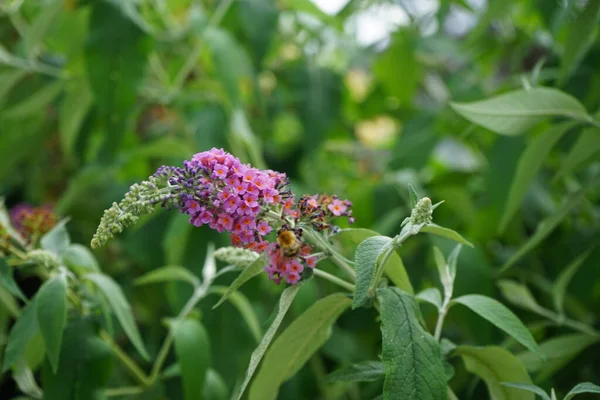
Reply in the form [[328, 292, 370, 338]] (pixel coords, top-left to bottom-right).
[[276, 227, 303, 258]]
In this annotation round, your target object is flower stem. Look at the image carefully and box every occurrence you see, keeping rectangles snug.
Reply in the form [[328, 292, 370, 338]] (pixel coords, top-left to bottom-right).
[[434, 293, 452, 341], [100, 331, 150, 386], [313, 269, 355, 292]]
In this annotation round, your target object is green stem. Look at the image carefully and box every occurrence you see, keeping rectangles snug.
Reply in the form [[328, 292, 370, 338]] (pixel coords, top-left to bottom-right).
[[100, 331, 150, 386], [303, 229, 356, 281], [105, 386, 145, 397], [313, 268, 355, 292], [434, 293, 452, 341]]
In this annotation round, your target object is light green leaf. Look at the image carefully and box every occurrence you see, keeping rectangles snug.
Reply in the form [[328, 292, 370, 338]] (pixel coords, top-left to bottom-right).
[[452, 295, 540, 355], [1, 80, 64, 119], [40, 219, 70, 255], [0, 257, 26, 301], [163, 214, 193, 266], [249, 293, 351, 400], [3, 300, 38, 372], [353, 236, 394, 309], [497, 280, 543, 313], [555, 128, 600, 180], [62, 244, 99, 273], [334, 228, 413, 295], [36, 273, 68, 373], [420, 224, 474, 247], [501, 178, 598, 272], [553, 248, 594, 315], [278, 0, 343, 29], [202, 243, 217, 284], [456, 346, 534, 400], [170, 318, 211, 400], [433, 246, 448, 286], [416, 287, 442, 309], [233, 284, 300, 400], [446, 244, 462, 281], [212, 255, 265, 310], [13, 362, 42, 399], [450, 88, 588, 135], [204, 368, 229, 400], [326, 361, 385, 382], [0, 284, 20, 317], [0, 200, 26, 246], [500, 122, 576, 232], [377, 287, 446, 400], [85, 273, 149, 360], [558, 0, 600, 84], [501, 382, 550, 400], [408, 184, 420, 208], [59, 79, 93, 157], [565, 382, 600, 400], [209, 286, 261, 343], [134, 266, 200, 287], [24, 0, 64, 56], [0, 70, 26, 104]]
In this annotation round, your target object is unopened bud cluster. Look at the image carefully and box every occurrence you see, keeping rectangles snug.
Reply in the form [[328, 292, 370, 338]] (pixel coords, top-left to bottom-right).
[[26, 249, 61, 270], [213, 246, 260, 268], [409, 197, 433, 226]]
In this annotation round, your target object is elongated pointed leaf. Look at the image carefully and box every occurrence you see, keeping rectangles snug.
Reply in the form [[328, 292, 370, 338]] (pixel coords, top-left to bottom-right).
[[420, 224, 473, 247], [555, 128, 600, 180], [62, 244, 99, 273], [334, 228, 413, 295], [210, 286, 262, 342], [500, 122, 576, 232], [450, 88, 588, 135], [213, 255, 265, 309], [416, 287, 442, 309], [36, 273, 68, 373], [377, 287, 446, 400], [452, 295, 540, 355], [0, 258, 26, 301], [497, 280, 543, 313], [3, 301, 38, 372], [501, 382, 550, 400], [249, 293, 351, 400], [40, 219, 70, 255], [456, 346, 534, 400], [565, 382, 600, 400], [408, 184, 420, 208], [134, 266, 199, 287], [326, 361, 385, 382], [171, 318, 211, 400], [553, 248, 594, 315], [353, 236, 395, 309], [233, 284, 300, 400], [85, 273, 149, 360]]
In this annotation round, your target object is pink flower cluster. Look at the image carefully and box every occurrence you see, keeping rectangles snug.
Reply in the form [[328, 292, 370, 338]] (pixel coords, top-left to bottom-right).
[[264, 240, 318, 285], [180, 148, 292, 249]]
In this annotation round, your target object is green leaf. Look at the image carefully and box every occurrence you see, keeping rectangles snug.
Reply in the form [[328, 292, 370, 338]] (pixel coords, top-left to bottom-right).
[[202, 242, 217, 284], [452, 294, 540, 355], [278, 0, 343, 30], [408, 184, 420, 208], [3, 301, 38, 372], [555, 128, 600, 180], [0, 70, 26, 104], [353, 236, 394, 309], [334, 228, 413, 295], [36, 273, 68, 373], [12, 362, 42, 399], [59, 78, 93, 157], [377, 287, 446, 400], [171, 318, 211, 400], [85, 1, 151, 161], [0, 200, 26, 246], [249, 293, 351, 400], [456, 346, 534, 400], [233, 284, 300, 400], [209, 286, 261, 343], [163, 214, 194, 266], [564, 382, 600, 400], [212, 255, 265, 309], [85, 273, 150, 360], [499, 122, 576, 232], [0, 257, 26, 301], [1, 80, 64, 119], [500, 179, 597, 272], [420, 224, 473, 247], [553, 248, 594, 315], [204, 368, 229, 400], [558, 0, 600, 84], [450, 88, 588, 135], [0, 284, 20, 317], [433, 246, 448, 285], [23, 0, 64, 56], [134, 266, 200, 287], [41, 317, 113, 400], [326, 361, 385, 382], [446, 244, 462, 281], [62, 244, 99, 273], [501, 382, 550, 400], [497, 280, 543, 313], [416, 287, 442, 309], [40, 219, 70, 255]]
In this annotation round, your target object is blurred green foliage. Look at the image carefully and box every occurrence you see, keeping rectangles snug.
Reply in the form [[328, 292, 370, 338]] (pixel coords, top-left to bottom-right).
[[1, 0, 600, 399]]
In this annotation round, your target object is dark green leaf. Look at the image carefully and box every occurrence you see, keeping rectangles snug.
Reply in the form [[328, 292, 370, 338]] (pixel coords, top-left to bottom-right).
[[59, 79, 93, 157], [233, 284, 300, 400], [1, 81, 64, 119], [377, 287, 446, 400], [326, 361, 385, 382], [0, 257, 26, 301], [85, 273, 150, 360], [553, 248, 594, 315], [3, 301, 38, 372], [213, 255, 265, 309], [134, 266, 199, 287], [249, 293, 351, 400], [497, 280, 543, 313], [564, 382, 600, 400], [450, 88, 588, 135], [555, 128, 600, 180], [36, 273, 68, 373], [204, 369, 229, 400], [210, 286, 261, 343], [171, 318, 211, 400], [500, 122, 576, 232], [452, 295, 540, 355], [456, 346, 534, 400]]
